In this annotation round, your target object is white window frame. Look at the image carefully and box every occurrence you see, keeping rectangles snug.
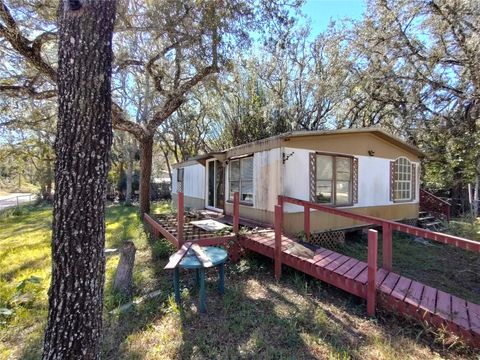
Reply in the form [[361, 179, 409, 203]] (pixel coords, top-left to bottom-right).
[[315, 153, 353, 206], [393, 157, 412, 202], [228, 157, 254, 204]]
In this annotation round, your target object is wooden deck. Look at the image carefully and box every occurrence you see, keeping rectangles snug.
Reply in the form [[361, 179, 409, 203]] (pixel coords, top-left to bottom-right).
[[144, 192, 480, 348], [240, 230, 480, 347]]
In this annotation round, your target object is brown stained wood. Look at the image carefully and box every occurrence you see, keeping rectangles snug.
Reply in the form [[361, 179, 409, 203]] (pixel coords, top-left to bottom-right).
[[451, 296, 469, 330], [281, 196, 480, 253], [468, 301, 480, 334], [307, 249, 333, 264], [356, 267, 389, 285], [404, 281, 424, 308], [315, 252, 343, 268], [391, 276, 412, 301], [344, 261, 367, 280], [150, 210, 480, 347], [419, 286, 437, 314], [261, 238, 276, 247], [333, 258, 359, 276], [325, 255, 351, 272], [164, 242, 193, 270], [379, 272, 401, 296], [435, 290, 452, 321], [367, 229, 378, 317]]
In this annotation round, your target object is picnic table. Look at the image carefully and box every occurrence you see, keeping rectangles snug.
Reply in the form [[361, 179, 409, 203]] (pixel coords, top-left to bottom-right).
[[165, 244, 228, 313]]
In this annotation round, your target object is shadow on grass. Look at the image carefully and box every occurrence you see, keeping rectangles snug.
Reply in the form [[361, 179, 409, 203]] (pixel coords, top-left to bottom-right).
[[15, 204, 476, 359], [340, 231, 480, 304]]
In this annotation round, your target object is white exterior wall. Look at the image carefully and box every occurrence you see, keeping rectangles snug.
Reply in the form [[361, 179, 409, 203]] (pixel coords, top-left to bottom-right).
[[225, 148, 281, 211], [282, 147, 419, 213], [172, 163, 205, 200], [171, 169, 177, 193], [253, 148, 282, 211]]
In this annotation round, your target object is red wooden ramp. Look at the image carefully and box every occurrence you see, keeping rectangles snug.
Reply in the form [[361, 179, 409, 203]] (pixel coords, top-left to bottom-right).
[[240, 230, 480, 347]]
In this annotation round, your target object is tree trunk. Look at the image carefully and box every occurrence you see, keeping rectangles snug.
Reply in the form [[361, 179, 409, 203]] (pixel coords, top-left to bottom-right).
[[42, 2, 116, 359], [139, 135, 153, 215], [125, 153, 133, 205], [113, 241, 136, 298]]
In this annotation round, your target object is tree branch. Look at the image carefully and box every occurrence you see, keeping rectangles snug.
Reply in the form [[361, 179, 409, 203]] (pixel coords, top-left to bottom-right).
[[0, 1, 57, 81], [0, 84, 57, 99]]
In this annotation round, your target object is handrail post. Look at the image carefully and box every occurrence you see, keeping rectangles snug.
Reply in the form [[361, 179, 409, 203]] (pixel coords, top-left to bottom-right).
[[367, 229, 378, 317], [233, 192, 239, 235], [177, 192, 184, 249], [382, 223, 392, 271], [304, 204, 310, 241], [277, 195, 284, 232], [274, 205, 282, 280]]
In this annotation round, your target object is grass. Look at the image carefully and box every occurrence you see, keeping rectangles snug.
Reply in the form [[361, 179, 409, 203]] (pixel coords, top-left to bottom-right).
[[338, 219, 480, 305], [0, 204, 479, 359]]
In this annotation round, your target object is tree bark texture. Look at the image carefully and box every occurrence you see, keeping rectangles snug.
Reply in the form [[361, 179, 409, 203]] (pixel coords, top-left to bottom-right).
[[113, 241, 136, 298], [139, 135, 153, 215], [125, 153, 133, 205], [42, 1, 116, 359]]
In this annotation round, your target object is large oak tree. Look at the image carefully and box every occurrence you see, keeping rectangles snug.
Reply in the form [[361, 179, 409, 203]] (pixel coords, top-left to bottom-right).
[[41, 1, 117, 358], [0, 0, 302, 214]]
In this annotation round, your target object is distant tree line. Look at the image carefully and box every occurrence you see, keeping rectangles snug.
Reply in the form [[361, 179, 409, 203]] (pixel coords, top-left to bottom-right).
[[1, 0, 478, 208]]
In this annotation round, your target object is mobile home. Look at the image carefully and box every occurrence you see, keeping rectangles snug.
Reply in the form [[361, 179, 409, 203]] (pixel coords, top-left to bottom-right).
[[171, 129, 422, 234]]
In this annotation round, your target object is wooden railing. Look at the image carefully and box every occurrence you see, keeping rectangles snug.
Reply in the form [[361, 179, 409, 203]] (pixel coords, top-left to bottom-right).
[[144, 192, 241, 250], [275, 195, 480, 316], [420, 189, 451, 222]]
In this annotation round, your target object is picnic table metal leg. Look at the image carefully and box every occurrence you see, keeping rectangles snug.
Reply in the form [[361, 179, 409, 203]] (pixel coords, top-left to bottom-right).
[[218, 263, 225, 295], [199, 268, 206, 313], [173, 267, 181, 304]]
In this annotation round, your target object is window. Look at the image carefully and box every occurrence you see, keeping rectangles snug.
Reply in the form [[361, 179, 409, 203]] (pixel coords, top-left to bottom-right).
[[392, 157, 414, 201], [229, 157, 253, 203], [314, 154, 353, 206]]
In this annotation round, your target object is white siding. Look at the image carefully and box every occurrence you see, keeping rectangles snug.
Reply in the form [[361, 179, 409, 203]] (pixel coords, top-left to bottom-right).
[[225, 149, 281, 211], [282, 147, 419, 213], [184, 164, 205, 199], [254, 148, 282, 211], [171, 169, 177, 193], [173, 164, 205, 200], [282, 148, 310, 212], [357, 156, 391, 207]]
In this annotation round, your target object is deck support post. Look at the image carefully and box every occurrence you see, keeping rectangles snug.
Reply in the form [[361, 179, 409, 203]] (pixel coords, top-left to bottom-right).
[[304, 204, 310, 241], [233, 192, 239, 235], [274, 205, 282, 280], [382, 223, 392, 271], [367, 229, 378, 317], [177, 192, 184, 249]]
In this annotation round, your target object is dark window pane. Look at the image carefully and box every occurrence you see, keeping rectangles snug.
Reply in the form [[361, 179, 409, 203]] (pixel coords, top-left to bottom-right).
[[241, 157, 253, 181], [316, 180, 332, 203], [230, 160, 240, 181]]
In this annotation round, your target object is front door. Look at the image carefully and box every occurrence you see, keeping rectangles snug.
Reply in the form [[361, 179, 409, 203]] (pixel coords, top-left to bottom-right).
[[206, 159, 224, 211]]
